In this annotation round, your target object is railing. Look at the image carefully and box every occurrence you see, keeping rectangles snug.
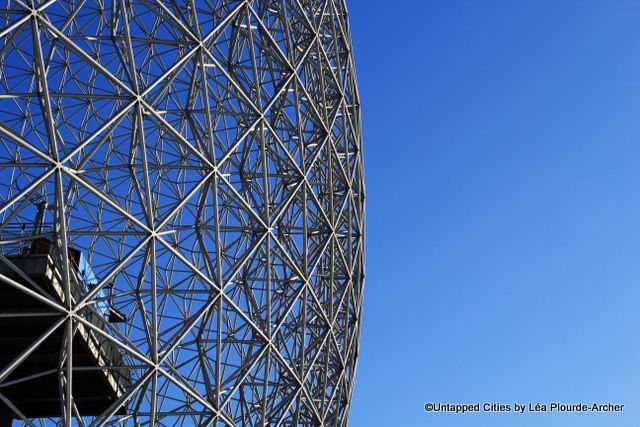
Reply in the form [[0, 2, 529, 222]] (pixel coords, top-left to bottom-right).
[[0, 223, 53, 255]]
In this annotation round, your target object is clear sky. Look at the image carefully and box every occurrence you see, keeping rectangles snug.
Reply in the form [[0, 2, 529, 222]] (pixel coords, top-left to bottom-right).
[[347, 1, 640, 426]]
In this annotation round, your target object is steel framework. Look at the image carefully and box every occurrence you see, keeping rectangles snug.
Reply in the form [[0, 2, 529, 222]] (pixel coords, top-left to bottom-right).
[[0, 0, 364, 426]]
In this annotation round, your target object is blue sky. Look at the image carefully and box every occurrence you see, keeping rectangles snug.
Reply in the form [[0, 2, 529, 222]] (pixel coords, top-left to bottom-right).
[[348, 1, 640, 426]]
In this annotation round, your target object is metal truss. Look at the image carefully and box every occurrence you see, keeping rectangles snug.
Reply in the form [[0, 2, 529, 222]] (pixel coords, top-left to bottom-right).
[[0, 0, 364, 425]]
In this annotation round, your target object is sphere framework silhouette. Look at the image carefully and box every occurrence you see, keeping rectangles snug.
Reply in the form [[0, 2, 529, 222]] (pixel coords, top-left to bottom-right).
[[0, 0, 364, 425]]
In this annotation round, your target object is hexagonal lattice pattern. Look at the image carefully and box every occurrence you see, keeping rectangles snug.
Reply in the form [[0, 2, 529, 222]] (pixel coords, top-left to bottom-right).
[[0, 0, 364, 425]]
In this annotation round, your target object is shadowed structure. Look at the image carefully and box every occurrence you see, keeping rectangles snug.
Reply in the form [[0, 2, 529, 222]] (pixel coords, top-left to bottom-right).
[[0, 0, 364, 426]]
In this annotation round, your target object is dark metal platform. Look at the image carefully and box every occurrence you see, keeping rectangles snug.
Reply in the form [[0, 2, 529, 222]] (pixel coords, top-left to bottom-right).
[[0, 254, 130, 422]]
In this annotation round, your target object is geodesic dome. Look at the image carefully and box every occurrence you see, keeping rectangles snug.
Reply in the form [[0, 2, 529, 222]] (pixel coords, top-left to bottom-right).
[[0, 0, 364, 426]]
